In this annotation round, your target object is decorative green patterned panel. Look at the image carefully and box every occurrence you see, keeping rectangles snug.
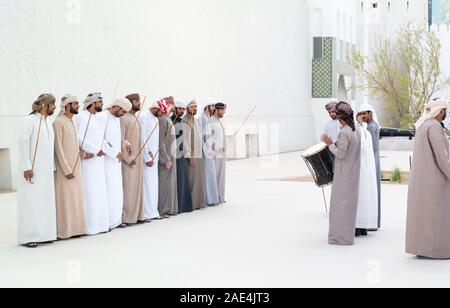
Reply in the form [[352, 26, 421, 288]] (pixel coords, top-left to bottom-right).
[[312, 37, 333, 98]]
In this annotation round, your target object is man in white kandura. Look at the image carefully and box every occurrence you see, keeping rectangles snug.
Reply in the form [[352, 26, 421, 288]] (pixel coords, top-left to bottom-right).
[[18, 94, 57, 248], [201, 98, 220, 206], [99, 97, 132, 230], [77, 93, 110, 235], [140, 100, 165, 221]]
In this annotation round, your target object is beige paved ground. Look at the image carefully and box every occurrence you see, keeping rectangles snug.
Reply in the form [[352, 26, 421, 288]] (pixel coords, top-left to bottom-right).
[[0, 151, 448, 288]]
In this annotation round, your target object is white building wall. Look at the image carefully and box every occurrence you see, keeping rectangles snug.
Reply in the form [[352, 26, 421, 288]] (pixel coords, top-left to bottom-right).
[[308, 0, 357, 143], [356, 0, 428, 38], [433, 24, 450, 99], [308, 0, 356, 40], [0, 0, 314, 189]]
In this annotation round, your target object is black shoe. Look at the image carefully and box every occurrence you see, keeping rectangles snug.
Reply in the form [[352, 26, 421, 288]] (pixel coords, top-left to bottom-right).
[[355, 229, 368, 237], [24, 242, 38, 248], [417, 255, 450, 260]]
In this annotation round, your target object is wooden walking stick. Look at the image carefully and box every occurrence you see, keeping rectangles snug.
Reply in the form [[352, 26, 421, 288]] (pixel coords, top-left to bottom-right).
[[165, 112, 181, 137], [127, 95, 148, 149], [230, 106, 256, 140], [321, 187, 329, 214], [100, 114, 111, 153], [130, 95, 147, 132], [29, 115, 44, 184], [124, 95, 150, 167], [138, 95, 147, 116], [101, 95, 147, 153], [132, 120, 160, 164], [226, 105, 257, 151], [73, 113, 93, 172]]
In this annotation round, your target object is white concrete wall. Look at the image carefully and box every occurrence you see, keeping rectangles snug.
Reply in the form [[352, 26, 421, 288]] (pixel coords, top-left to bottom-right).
[[356, 0, 428, 36], [0, 148, 12, 191], [308, 0, 356, 41], [433, 25, 450, 100], [308, 0, 357, 143], [309, 0, 357, 63], [0, 0, 315, 189]]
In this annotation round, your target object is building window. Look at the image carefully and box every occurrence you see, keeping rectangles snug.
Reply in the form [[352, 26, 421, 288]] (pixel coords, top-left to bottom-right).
[[314, 37, 323, 59], [388, 2, 391, 11], [373, 2, 378, 8], [429, 0, 433, 26]]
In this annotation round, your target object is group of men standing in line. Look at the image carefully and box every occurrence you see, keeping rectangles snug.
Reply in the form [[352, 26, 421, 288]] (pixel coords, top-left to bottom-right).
[[321, 99, 450, 260], [18, 93, 228, 248]]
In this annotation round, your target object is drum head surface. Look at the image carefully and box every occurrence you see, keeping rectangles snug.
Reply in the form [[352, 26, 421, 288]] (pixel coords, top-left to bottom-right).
[[302, 142, 327, 157]]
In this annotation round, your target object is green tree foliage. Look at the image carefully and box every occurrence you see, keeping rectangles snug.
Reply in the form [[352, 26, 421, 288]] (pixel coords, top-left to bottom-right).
[[352, 24, 450, 128]]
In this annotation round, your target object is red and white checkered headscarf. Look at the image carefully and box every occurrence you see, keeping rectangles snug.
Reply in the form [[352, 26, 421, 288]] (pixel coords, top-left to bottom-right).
[[152, 99, 170, 115]]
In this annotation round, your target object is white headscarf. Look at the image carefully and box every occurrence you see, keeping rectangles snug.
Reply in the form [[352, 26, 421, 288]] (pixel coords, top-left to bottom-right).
[[415, 98, 449, 131], [199, 97, 217, 112], [175, 101, 187, 109], [151, 101, 160, 109], [61, 94, 78, 108], [84, 92, 103, 109], [187, 99, 197, 108], [358, 103, 380, 128], [59, 94, 78, 116], [106, 97, 132, 112]]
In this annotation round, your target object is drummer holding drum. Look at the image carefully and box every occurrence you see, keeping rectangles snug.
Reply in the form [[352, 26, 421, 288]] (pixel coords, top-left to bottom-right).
[[321, 102, 362, 246]]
